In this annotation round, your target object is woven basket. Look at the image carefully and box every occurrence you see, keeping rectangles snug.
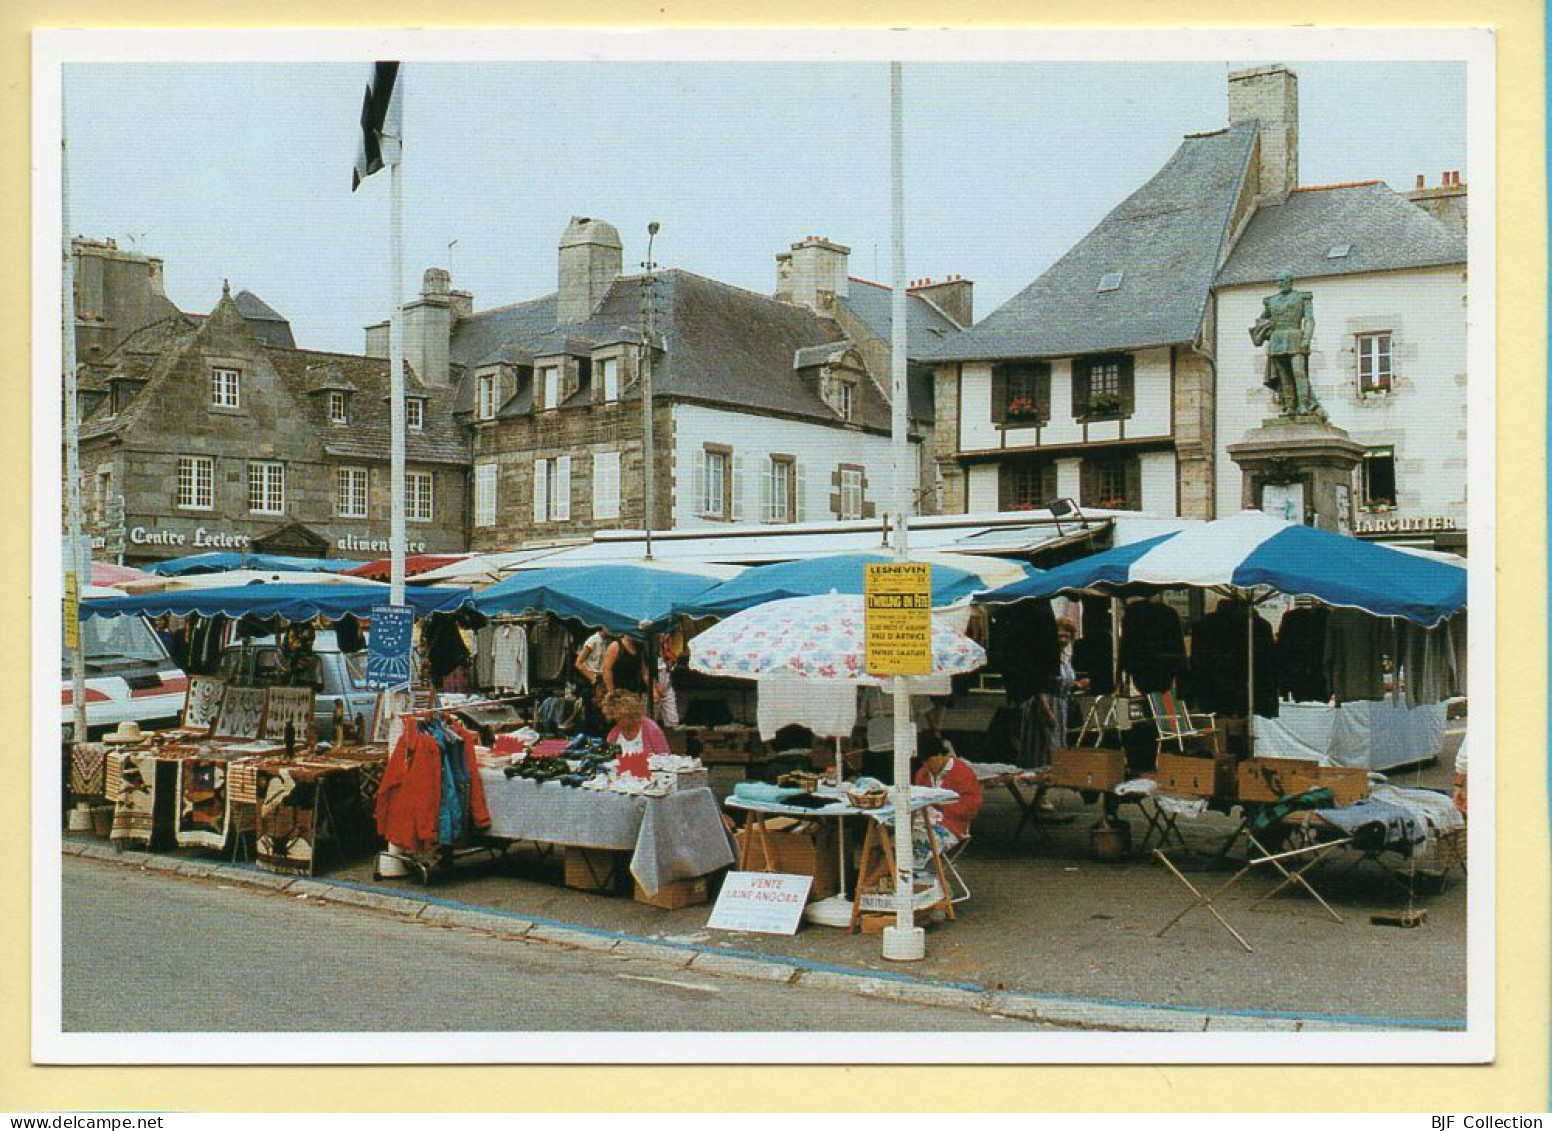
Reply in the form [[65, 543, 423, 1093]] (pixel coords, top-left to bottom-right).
[[846, 786, 889, 810]]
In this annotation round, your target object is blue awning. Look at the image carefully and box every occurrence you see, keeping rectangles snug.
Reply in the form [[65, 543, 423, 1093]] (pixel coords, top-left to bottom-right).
[[80, 582, 473, 622], [143, 552, 369, 577], [471, 564, 731, 634]]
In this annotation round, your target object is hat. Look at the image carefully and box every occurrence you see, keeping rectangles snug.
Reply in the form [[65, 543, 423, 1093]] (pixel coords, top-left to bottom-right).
[[103, 720, 145, 745]]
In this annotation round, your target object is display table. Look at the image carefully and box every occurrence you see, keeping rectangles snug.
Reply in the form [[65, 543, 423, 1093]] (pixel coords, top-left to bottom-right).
[[477, 770, 735, 896], [1253, 700, 1447, 770]]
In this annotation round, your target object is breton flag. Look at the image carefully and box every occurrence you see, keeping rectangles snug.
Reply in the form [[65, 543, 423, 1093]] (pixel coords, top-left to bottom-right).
[[351, 61, 402, 191]]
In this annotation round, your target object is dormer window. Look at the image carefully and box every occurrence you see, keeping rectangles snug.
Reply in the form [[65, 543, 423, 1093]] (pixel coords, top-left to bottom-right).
[[476, 373, 498, 420], [599, 357, 620, 402], [327, 391, 349, 424], [406, 397, 424, 430], [210, 366, 241, 409], [541, 366, 560, 411], [835, 379, 855, 423]]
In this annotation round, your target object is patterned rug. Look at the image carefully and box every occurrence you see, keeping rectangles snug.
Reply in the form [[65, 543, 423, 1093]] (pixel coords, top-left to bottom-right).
[[255, 762, 337, 875], [175, 757, 230, 849], [70, 742, 109, 798], [109, 752, 158, 844]]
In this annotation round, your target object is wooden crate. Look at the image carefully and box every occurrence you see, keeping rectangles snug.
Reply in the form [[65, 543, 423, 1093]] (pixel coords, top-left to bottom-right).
[[633, 876, 710, 910], [1155, 751, 1234, 799], [734, 818, 839, 900], [563, 846, 627, 893], [1048, 747, 1127, 791], [1236, 757, 1369, 807]]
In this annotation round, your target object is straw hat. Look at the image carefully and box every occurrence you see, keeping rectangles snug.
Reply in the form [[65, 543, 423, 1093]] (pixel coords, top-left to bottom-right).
[[103, 721, 145, 745]]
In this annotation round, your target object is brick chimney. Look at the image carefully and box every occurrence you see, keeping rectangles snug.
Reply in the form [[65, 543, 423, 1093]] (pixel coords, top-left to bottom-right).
[[558, 216, 623, 324], [401, 267, 452, 387], [909, 274, 974, 327], [1228, 64, 1299, 200], [775, 235, 851, 313]]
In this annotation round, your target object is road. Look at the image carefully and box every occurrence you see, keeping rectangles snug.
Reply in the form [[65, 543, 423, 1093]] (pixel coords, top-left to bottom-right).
[[61, 857, 1055, 1032]]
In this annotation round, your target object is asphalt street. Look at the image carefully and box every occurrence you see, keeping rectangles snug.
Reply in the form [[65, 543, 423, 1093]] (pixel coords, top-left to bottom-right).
[[61, 856, 1057, 1032]]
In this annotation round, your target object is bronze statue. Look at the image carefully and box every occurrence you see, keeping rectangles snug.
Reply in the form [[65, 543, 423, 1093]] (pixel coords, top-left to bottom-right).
[[1250, 271, 1326, 420]]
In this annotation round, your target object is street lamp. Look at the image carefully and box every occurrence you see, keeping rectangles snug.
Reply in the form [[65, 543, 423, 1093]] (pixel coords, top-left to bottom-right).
[[640, 221, 660, 561]]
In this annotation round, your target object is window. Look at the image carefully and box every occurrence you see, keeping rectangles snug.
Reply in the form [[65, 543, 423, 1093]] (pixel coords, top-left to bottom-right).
[[994, 362, 1051, 425], [94, 467, 113, 522], [592, 451, 621, 521], [999, 461, 1057, 512], [209, 367, 241, 409], [473, 462, 497, 527], [177, 457, 213, 510], [1073, 354, 1134, 418], [531, 457, 570, 523], [1079, 454, 1140, 511], [765, 456, 796, 523], [599, 357, 620, 403], [838, 466, 865, 520], [1357, 332, 1392, 394], [1361, 446, 1397, 510], [336, 466, 368, 519], [328, 391, 349, 424], [541, 366, 560, 411], [476, 373, 498, 420], [834, 380, 855, 422], [248, 461, 285, 515], [1096, 271, 1125, 293], [406, 471, 434, 522], [701, 447, 730, 519], [406, 398, 424, 430]]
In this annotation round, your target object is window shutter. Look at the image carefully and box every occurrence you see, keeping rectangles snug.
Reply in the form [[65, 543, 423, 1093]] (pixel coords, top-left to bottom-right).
[[990, 365, 1008, 423], [1035, 362, 1052, 422], [997, 465, 1012, 511], [1119, 354, 1136, 416], [1124, 456, 1143, 511], [692, 453, 707, 517], [532, 458, 548, 523], [593, 451, 620, 521], [730, 454, 745, 522], [794, 462, 806, 522], [1072, 359, 1091, 418], [760, 458, 774, 523], [1079, 459, 1099, 508], [554, 455, 572, 521]]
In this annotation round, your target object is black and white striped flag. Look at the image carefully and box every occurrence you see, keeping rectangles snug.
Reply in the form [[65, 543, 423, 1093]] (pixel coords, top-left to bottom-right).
[[351, 61, 402, 191]]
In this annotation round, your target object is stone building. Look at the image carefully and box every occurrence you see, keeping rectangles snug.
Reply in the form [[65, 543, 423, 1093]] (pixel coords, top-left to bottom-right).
[[72, 247, 468, 565], [923, 63, 1469, 550]]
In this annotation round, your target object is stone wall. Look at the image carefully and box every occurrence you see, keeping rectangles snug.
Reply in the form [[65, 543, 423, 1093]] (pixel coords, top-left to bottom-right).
[[933, 364, 966, 513], [1172, 345, 1217, 519]]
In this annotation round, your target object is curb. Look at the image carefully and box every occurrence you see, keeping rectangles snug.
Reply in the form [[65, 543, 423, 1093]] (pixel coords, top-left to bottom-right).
[[66, 847, 1461, 1034]]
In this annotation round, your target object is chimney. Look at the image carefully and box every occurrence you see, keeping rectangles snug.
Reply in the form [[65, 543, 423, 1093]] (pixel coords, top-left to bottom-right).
[[449, 289, 473, 320], [909, 274, 974, 327], [401, 267, 452, 387], [558, 216, 623, 324], [776, 235, 851, 313], [1228, 64, 1299, 200]]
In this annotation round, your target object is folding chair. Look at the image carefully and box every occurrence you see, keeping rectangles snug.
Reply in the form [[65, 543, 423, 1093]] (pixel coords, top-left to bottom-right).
[[940, 834, 973, 904], [1135, 795, 1190, 854], [1144, 689, 1217, 756]]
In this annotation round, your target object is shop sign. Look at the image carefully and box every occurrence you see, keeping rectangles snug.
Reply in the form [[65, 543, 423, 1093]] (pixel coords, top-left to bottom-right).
[[366, 604, 415, 691], [63, 572, 79, 650], [337, 533, 429, 554], [128, 524, 250, 549], [864, 562, 933, 676], [1354, 515, 1459, 535], [707, 872, 813, 935]]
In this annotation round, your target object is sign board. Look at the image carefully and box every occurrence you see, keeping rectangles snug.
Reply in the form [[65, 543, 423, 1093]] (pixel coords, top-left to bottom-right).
[[707, 872, 813, 935], [365, 604, 415, 690], [63, 572, 80, 651], [1262, 481, 1305, 525], [863, 562, 933, 676]]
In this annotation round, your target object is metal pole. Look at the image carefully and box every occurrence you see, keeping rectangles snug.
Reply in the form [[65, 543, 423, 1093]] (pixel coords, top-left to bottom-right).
[[389, 146, 406, 606], [61, 130, 89, 745], [641, 222, 659, 560], [883, 61, 924, 963]]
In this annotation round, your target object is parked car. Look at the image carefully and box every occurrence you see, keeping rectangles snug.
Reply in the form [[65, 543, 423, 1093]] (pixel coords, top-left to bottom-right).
[[60, 611, 187, 743], [215, 631, 378, 742]]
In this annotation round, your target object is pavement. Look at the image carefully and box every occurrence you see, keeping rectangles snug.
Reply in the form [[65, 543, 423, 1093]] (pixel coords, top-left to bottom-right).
[[60, 727, 1468, 1033]]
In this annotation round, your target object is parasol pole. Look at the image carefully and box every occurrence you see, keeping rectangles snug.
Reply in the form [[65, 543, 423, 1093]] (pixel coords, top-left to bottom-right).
[[882, 61, 924, 962]]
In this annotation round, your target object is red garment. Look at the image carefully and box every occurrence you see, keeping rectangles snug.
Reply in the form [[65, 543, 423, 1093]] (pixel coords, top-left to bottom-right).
[[607, 718, 671, 755], [375, 726, 443, 853], [913, 756, 984, 840], [448, 720, 492, 832]]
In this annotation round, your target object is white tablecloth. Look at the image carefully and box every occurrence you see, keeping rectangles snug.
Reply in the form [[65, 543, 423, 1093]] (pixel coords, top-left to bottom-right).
[[1253, 700, 1448, 770]]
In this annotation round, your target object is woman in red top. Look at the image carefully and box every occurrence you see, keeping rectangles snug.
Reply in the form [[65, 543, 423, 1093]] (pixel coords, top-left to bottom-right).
[[603, 690, 670, 755], [912, 731, 983, 843]]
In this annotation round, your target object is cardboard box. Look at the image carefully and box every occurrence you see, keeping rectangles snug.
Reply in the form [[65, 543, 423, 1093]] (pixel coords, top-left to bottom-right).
[[633, 876, 710, 910], [1236, 757, 1369, 807], [563, 846, 627, 892], [1048, 747, 1128, 791], [734, 818, 839, 900], [1155, 751, 1234, 799]]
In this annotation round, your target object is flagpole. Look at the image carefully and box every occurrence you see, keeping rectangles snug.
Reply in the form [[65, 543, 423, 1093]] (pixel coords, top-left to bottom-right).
[[61, 127, 89, 745], [388, 124, 406, 607], [883, 60, 925, 963]]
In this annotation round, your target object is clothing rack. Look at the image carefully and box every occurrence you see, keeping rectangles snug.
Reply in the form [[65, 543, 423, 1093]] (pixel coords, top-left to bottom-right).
[[396, 692, 530, 720]]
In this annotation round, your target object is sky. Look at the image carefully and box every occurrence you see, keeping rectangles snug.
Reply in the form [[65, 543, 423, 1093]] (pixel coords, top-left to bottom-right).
[[63, 60, 1468, 356]]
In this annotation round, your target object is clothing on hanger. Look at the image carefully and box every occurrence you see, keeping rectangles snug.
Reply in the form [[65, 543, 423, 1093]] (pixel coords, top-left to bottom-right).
[[1119, 599, 1188, 694]]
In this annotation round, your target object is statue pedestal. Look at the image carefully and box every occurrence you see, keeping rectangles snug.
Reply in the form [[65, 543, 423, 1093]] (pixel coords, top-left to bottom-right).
[[1227, 417, 1364, 533]]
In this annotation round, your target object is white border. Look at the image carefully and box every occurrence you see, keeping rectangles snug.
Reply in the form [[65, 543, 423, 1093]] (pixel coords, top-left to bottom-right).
[[31, 25, 1496, 1066]]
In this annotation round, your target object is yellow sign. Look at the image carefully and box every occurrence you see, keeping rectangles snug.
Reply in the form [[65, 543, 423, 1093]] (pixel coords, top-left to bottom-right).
[[63, 572, 80, 651], [864, 562, 933, 676]]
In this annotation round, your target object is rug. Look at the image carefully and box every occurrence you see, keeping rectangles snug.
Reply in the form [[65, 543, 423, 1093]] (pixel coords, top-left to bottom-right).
[[175, 757, 230, 849], [70, 742, 109, 798], [109, 752, 158, 844], [254, 762, 338, 875]]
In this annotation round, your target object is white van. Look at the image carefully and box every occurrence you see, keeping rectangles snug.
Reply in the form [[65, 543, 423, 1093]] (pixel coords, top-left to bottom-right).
[[60, 611, 187, 742]]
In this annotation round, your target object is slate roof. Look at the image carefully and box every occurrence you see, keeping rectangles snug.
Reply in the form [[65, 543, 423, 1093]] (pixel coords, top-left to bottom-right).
[[839, 278, 961, 420], [1214, 181, 1467, 287], [924, 123, 1259, 362], [187, 289, 298, 350], [446, 269, 896, 433]]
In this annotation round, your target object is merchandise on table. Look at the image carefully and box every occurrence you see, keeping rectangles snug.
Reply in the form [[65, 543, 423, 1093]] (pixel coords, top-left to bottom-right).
[[109, 751, 157, 844], [174, 756, 231, 849]]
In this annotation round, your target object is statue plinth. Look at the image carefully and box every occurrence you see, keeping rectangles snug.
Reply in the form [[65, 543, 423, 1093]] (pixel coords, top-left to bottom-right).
[[1227, 418, 1365, 533]]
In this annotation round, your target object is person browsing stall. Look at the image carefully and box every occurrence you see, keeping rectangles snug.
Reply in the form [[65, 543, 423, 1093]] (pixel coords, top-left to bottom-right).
[[603, 690, 670, 755], [575, 625, 611, 691], [602, 633, 650, 695]]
